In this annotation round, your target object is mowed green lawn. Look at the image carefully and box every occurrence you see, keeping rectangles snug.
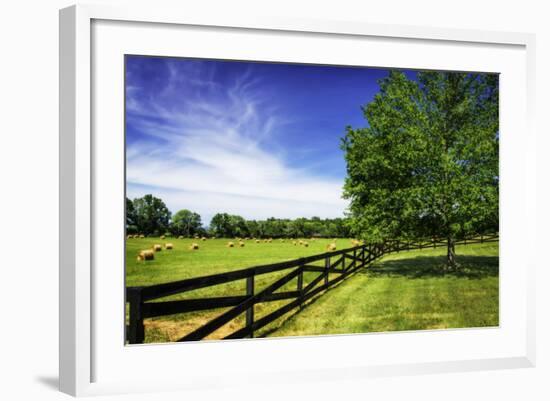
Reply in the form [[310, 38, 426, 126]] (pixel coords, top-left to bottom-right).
[[271, 241, 499, 338], [126, 238, 498, 342]]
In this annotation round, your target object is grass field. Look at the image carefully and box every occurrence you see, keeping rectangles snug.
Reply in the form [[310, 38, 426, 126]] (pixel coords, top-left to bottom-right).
[[126, 238, 498, 342], [126, 237, 345, 342], [270, 241, 499, 337]]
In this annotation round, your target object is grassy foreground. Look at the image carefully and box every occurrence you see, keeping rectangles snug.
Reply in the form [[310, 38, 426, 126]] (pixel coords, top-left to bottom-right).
[[126, 238, 498, 342], [126, 237, 347, 342], [270, 241, 499, 337]]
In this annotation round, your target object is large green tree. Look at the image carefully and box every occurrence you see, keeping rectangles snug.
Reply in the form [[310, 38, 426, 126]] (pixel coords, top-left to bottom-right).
[[171, 209, 203, 237], [342, 71, 499, 268], [131, 194, 171, 236]]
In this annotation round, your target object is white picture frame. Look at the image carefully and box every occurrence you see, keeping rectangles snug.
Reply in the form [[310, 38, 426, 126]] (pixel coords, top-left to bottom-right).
[[59, 4, 536, 397]]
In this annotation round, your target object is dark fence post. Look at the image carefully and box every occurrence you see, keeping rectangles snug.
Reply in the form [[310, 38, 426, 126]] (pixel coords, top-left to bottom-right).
[[246, 275, 255, 338], [352, 248, 357, 271], [342, 252, 346, 272], [297, 267, 304, 309], [127, 287, 145, 344], [324, 256, 330, 286]]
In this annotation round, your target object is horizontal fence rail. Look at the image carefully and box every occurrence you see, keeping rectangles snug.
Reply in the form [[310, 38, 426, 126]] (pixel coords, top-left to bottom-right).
[[126, 232, 498, 344]]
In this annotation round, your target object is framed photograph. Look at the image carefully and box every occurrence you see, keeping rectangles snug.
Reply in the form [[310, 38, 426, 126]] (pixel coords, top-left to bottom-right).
[[59, 4, 536, 397]]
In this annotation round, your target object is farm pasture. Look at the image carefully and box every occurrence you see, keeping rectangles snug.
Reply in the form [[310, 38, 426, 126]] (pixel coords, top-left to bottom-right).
[[126, 237, 347, 342], [272, 241, 499, 337], [126, 237, 498, 343]]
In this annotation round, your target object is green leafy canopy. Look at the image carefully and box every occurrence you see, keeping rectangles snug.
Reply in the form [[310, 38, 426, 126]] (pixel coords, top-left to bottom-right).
[[342, 71, 499, 248]]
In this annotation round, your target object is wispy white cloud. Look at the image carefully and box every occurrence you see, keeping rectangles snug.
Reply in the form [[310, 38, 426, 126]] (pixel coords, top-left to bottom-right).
[[126, 59, 347, 224]]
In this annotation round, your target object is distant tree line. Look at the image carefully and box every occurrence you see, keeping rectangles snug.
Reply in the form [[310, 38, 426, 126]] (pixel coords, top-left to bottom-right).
[[209, 213, 351, 238], [126, 195, 351, 238]]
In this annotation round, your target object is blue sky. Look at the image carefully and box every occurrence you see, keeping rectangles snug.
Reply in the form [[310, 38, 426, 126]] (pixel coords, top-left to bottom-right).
[[126, 55, 416, 225]]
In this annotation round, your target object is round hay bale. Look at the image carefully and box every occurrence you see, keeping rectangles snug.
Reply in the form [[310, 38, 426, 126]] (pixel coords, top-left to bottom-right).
[[326, 243, 337, 251], [303, 242, 309, 247], [255, 239, 260, 243], [165, 243, 173, 250], [137, 249, 155, 261], [127, 234, 132, 240], [201, 237, 207, 241], [293, 241, 297, 246], [227, 241, 234, 248], [239, 241, 245, 247], [178, 235, 184, 239], [153, 244, 162, 252], [139, 234, 145, 239], [189, 243, 199, 250]]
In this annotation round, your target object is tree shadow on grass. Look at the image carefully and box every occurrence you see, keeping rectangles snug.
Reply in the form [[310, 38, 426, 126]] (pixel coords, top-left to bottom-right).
[[257, 254, 498, 338], [361, 254, 499, 279]]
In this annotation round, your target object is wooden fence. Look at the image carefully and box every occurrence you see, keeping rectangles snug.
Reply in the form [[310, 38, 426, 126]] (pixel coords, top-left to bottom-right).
[[126, 232, 498, 344]]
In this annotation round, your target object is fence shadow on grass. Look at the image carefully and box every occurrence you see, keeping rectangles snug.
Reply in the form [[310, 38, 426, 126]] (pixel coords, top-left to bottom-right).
[[255, 276, 352, 338], [362, 254, 499, 280]]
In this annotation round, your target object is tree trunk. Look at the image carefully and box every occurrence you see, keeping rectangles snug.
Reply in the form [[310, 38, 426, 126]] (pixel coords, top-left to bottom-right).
[[446, 236, 456, 269]]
